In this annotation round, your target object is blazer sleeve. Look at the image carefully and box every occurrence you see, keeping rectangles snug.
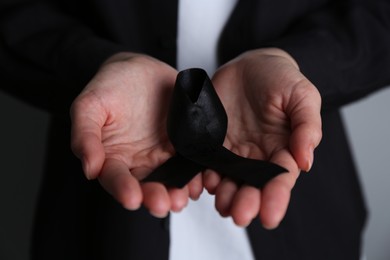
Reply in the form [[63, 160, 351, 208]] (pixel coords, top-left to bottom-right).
[[0, 1, 128, 111], [270, 0, 390, 109]]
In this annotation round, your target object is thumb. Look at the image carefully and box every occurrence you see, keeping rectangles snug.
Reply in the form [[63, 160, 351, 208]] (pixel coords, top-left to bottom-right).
[[70, 96, 106, 179], [287, 81, 322, 172]]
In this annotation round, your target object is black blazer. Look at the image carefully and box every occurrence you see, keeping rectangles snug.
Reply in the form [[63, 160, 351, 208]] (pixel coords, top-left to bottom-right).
[[1, 0, 390, 259]]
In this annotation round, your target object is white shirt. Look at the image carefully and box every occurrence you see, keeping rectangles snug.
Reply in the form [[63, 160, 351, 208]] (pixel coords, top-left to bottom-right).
[[177, 0, 236, 75], [170, 1, 255, 259]]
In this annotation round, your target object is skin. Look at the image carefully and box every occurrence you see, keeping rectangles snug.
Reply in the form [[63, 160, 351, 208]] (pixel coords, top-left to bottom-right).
[[205, 48, 322, 228], [70, 48, 322, 228], [71, 53, 203, 218]]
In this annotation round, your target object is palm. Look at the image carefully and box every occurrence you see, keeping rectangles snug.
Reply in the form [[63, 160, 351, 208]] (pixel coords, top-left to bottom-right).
[[205, 49, 322, 228], [96, 62, 175, 180], [71, 54, 202, 217], [214, 59, 297, 168], [222, 90, 289, 163]]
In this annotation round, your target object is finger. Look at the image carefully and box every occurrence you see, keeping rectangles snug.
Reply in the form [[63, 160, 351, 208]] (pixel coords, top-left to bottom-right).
[[98, 158, 142, 211], [203, 169, 222, 195], [260, 176, 292, 229], [70, 97, 107, 179], [168, 186, 189, 212], [187, 173, 203, 200], [133, 167, 186, 214], [142, 182, 171, 218], [134, 167, 181, 215], [260, 149, 300, 229], [230, 185, 260, 227], [287, 84, 322, 172], [214, 178, 238, 217]]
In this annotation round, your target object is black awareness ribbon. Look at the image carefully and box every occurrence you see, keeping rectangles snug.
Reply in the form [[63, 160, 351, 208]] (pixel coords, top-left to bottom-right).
[[143, 68, 287, 188]]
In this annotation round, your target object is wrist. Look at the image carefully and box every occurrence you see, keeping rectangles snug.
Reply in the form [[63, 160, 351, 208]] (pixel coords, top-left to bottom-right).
[[101, 52, 140, 66], [246, 48, 300, 70]]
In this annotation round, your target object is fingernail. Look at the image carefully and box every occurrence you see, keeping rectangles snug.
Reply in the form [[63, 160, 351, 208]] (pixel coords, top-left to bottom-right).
[[305, 147, 314, 172], [82, 158, 92, 180], [261, 217, 280, 230], [262, 223, 277, 230], [151, 211, 169, 218]]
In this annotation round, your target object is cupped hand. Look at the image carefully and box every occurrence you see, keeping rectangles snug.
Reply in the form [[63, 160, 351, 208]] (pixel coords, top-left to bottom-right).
[[70, 53, 203, 217], [203, 48, 322, 229]]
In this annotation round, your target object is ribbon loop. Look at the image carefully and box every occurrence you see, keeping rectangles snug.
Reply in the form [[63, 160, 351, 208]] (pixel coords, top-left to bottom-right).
[[143, 68, 287, 188]]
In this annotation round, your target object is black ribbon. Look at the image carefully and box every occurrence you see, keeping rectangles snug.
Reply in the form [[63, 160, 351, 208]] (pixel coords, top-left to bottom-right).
[[143, 68, 287, 188]]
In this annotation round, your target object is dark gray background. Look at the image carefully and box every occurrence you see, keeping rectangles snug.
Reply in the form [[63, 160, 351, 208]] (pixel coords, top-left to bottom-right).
[[1, 86, 389, 259]]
